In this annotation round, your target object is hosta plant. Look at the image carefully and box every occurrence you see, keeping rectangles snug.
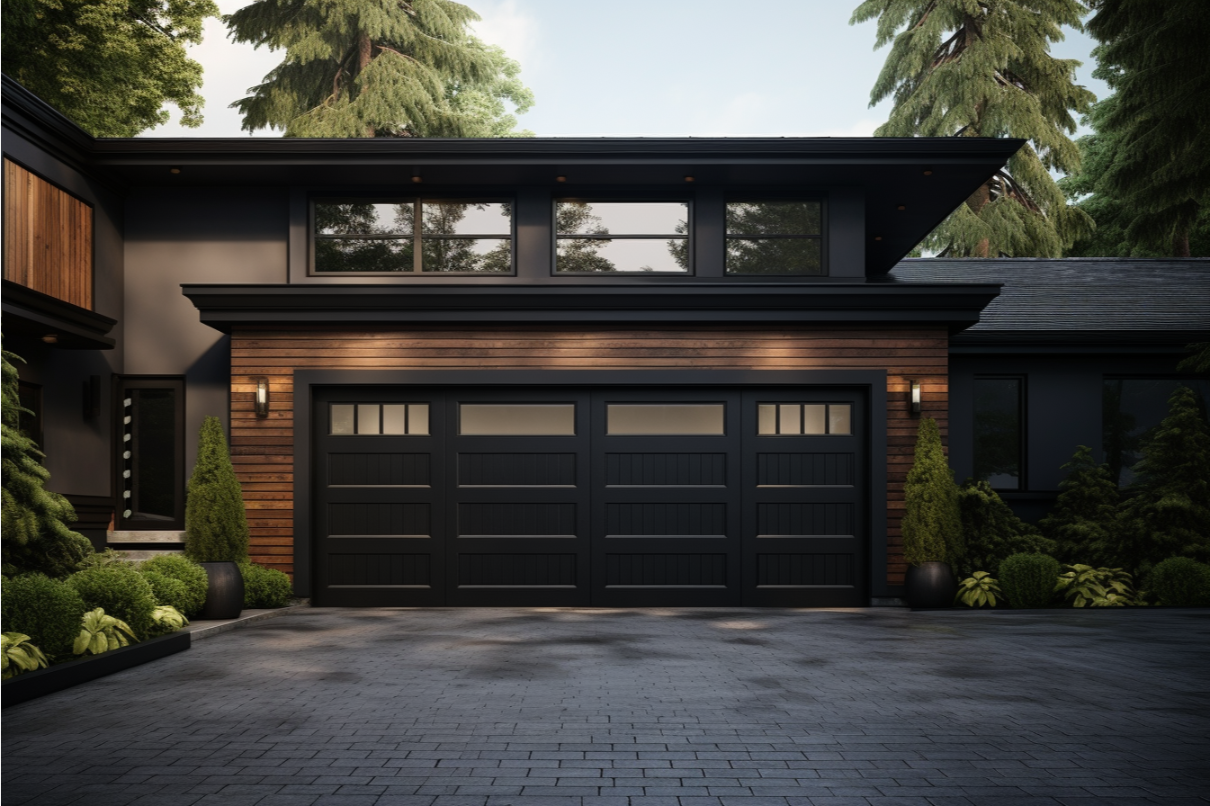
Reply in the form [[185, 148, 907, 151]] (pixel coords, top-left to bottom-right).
[[1055, 564, 1145, 607], [955, 572, 1002, 608], [151, 605, 188, 632], [73, 608, 138, 655], [2, 632, 49, 679]]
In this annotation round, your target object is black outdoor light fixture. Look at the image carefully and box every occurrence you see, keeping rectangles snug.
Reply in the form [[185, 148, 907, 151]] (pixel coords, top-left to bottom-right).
[[909, 380, 922, 414], [254, 377, 270, 418]]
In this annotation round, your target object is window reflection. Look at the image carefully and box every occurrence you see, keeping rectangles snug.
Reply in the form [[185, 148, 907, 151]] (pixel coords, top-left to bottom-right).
[[1103, 378, 1210, 486], [555, 201, 689, 273], [725, 201, 824, 275], [973, 378, 1022, 490]]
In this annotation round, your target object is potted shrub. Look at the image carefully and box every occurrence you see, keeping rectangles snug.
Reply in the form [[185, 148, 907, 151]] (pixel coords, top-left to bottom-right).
[[902, 417, 964, 608], [184, 416, 248, 620]]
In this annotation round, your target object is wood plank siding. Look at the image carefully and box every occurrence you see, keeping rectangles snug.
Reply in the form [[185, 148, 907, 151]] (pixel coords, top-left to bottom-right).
[[230, 325, 949, 587], [3, 159, 93, 310]]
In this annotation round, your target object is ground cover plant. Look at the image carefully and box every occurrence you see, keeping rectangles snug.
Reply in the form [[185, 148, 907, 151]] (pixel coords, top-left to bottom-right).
[[1055, 564, 1142, 607], [954, 572, 1001, 608]]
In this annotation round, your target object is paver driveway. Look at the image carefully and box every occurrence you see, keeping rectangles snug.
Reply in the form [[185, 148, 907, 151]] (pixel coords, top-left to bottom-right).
[[3, 607, 1209, 806]]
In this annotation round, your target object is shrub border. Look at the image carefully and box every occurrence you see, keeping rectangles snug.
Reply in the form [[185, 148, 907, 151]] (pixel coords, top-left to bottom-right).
[[1, 631, 190, 707]]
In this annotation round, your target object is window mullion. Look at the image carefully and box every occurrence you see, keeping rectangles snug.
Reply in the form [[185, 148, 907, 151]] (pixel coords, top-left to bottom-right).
[[413, 200, 422, 273]]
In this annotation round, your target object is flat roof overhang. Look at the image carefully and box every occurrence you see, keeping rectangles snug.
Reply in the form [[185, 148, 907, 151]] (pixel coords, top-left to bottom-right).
[[1, 280, 116, 349], [182, 281, 1001, 335]]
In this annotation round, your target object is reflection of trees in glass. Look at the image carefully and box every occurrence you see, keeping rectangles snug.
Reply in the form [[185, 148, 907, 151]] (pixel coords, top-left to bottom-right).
[[1104, 379, 1210, 487], [421, 202, 510, 273], [1102, 379, 1138, 486], [972, 380, 1020, 488], [725, 202, 823, 275], [555, 203, 615, 272], [667, 221, 690, 271]]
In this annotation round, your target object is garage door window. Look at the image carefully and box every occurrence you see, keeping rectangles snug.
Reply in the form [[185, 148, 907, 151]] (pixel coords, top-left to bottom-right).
[[758, 403, 851, 435], [459, 404, 576, 435], [606, 404, 725, 435], [331, 403, 429, 435]]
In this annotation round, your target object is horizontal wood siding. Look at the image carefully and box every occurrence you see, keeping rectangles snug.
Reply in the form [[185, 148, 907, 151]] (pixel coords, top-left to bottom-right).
[[230, 325, 948, 586], [3, 159, 93, 310]]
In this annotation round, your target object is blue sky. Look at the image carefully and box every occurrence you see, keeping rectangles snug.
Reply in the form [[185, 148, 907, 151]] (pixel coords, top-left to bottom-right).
[[147, 0, 1109, 140]]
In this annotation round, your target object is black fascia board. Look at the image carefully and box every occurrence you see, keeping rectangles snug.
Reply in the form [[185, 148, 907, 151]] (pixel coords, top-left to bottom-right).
[[948, 330, 1203, 354], [181, 281, 1002, 334], [1, 280, 117, 349]]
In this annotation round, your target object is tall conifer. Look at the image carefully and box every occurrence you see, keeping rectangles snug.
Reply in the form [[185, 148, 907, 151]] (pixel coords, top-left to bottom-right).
[[226, 0, 532, 137], [851, 0, 1095, 256], [902, 417, 964, 568], [1038, 445, 1120, 563]]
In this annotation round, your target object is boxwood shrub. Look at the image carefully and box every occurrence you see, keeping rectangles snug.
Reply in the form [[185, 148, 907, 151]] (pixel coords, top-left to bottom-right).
[[140, 555, 208, 617], [1147, 557, 1210, 606], [239, 562, 293, 609], [1, 574, 87, 660], [998, 553, 1061, 609], [140, 570, 191, 615], [67, 564, 157, 640]]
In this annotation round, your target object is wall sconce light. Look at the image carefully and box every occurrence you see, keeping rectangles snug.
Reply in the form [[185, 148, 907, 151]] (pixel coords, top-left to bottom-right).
[[555, 175, 567, 183], [909, 380, 922, 414], [684, 175, 695, 183], [42, 334, 58, 344], [411, 175, 422, 184], [255, 377, 270, 418]]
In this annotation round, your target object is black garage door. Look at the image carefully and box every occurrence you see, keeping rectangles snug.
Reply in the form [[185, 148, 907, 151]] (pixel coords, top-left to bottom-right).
[[312, 387, 866, 607]]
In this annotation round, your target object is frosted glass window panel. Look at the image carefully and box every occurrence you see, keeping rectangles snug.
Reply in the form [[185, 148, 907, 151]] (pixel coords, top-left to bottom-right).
[[556, 238, 688, 273], [331, 405, 355, 435], [356, 405, 381, 435], [829, 404, 852, 435], [803, 405, 827, 435], [422, 238, 511, 273], [556, 202, 687, 235], [422, 202, 511, 235], [607, 404, 725, 435], [315, 202, 411, 235], [460, 404, 576, 436], [758, 404, 777, 435], [382, 405, 407, 435], [778, 404, 802, 435], [408, 404, 430, 436]]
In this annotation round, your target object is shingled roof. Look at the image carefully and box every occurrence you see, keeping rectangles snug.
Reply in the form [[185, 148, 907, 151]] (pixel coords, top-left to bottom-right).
[[890, 258, 1210, 350]]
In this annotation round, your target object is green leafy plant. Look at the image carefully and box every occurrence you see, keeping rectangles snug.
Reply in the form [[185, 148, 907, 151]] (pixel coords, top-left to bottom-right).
[[239, 561, 293, 609], [957, 480, 1057, 578], [150, 605, 188, 632], [998, 553, 1061, 608], [1039, 446, 1121, 564], [1, 573, 88, 659], [1055, 564, 1144, 607], [184, 417, 250, 563], [67, 564, 158, 640], [139, 555, 208, 617], [902, 417, 963, 567], [73, 608, 138, 655], [1146, 557, 1210, 607], [955, 572, 1001, 608], [2, 632, 49, 679], [140, 569, 190, 613], [76, 548, 131, 570]]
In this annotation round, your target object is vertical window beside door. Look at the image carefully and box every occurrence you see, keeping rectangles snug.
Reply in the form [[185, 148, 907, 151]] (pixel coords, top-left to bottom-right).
[[117, 377, 185, 530], [973, 377, 1023, 490]]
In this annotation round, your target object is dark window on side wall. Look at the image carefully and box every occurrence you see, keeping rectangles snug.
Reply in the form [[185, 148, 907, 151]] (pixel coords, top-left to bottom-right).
[[1103, 378, 1210, 487], [555, 201, 689, 273], [725, 201, 823, 275], [973, 377, 1023, 490], [313, 200, 512, 274], [117, 377, 185, 530]]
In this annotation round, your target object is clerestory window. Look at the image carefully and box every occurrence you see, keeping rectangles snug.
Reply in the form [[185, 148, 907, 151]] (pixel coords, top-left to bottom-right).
[[555, 201, 690, 274], [725, 200, 824, 275]]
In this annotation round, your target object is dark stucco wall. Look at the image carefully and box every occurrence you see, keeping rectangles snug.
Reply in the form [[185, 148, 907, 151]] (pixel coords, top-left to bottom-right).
[[2, 127, 124, 497], [123, 187, 288, 472]]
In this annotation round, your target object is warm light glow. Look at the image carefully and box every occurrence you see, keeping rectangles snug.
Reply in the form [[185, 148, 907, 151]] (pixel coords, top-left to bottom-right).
[[556, 175, 567, 183], [170, 167, 181, 175], [41, 334, 58, 344], [684, 175, 695, 182], [255, 377, 270, 418], [910, 380, 922, 414], [411, 175, 422, 183], [897, 204, 907, 211]]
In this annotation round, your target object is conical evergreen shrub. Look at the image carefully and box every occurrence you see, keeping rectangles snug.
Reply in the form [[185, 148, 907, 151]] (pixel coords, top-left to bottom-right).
[[1110, 386, 1210, 575], [1, 346, 92, 577], [184, 416, 249, 563], [957, 480, 1056, 578], [1039, 445, 1121, 564], [902, 417, 963, 568]]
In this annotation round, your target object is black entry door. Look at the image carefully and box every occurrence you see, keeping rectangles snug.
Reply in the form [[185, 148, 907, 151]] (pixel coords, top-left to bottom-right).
[[445, 391, 593, 605], [589, 389, 744, 606]]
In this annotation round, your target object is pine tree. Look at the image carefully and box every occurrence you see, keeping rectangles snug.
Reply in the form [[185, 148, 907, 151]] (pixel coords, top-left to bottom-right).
[[1109, 386, 1210, 575], [1038, 445, 1120, 563], [902, 417, 964, 567], [957, 479, 1056, 578], [1082, 0, 1210, 257], [851, 0, 1095, 256], [226, 0, 533, 137], [184, 417, 250, 563], [1, 347, 92, 577]]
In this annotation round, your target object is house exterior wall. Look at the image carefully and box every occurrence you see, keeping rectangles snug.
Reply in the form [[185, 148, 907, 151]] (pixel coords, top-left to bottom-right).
[[228, 323, 949, 590]]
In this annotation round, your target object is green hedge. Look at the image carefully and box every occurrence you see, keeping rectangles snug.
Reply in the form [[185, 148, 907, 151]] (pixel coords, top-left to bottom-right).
[[998, 553, 1060, 608], [140, 570, 191, 615], [140, 555, 208, 617], [1147, 557, 1210, 606], [67, 564, 157, 640], [1, 573, 87, 659], [239, 562, 293, 609]]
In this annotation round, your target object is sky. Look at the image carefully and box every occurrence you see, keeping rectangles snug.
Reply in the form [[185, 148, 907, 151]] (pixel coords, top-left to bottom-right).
[[145, 0, 1110, 140]]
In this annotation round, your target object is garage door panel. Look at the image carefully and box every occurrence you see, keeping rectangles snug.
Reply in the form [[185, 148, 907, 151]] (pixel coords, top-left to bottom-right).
[[328, 451, 432, 487], [604, 452, 728, 486], [755, 451, 857, 487], [605, 502, 728, 537], [457, 502, 579, 537], [757, 502, 856, 537], [457, 452, 577, 487]]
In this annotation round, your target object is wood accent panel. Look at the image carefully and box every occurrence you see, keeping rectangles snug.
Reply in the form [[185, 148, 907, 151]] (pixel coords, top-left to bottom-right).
[[230, 324, 948, 585], [3, 159, 94, 311]]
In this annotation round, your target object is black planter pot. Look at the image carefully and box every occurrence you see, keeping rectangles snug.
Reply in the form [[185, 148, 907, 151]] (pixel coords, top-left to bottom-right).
[[198, 561, 245, 620], [905, 561, 958, 609]]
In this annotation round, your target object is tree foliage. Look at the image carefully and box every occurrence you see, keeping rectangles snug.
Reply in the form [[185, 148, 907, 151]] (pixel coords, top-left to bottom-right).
[[1038, 445, 1120, 563], [902, 417, 964, 567], [184, 416, 250, 563], [1, 347, 92, 578], [226, 0, 533, 137], [1074, 0, 1210, 257], [852, 0, 1095, 257], [957, 479, 1056, 578], [2, 0, 218, 136]]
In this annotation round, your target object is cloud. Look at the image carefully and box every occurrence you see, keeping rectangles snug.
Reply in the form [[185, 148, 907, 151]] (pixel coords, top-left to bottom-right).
[[471, 0, 540, 70]]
